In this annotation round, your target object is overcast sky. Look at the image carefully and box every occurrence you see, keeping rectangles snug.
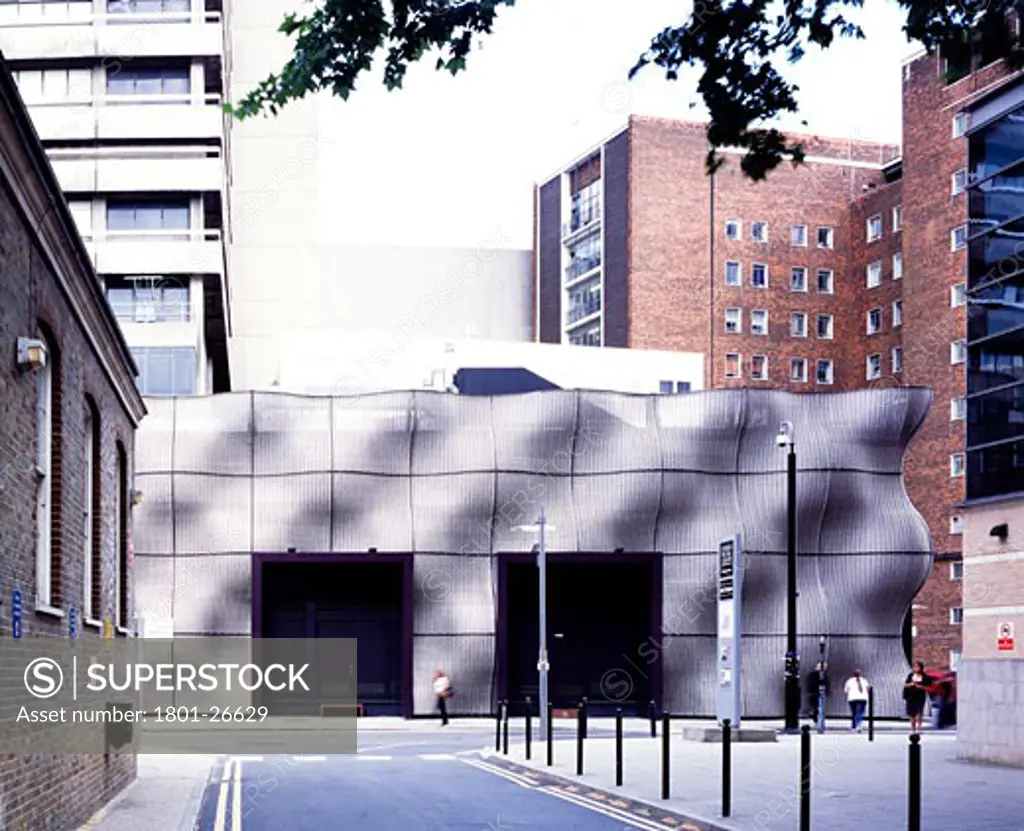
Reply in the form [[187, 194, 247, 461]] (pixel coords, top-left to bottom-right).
[[317, 0, 919, 250]]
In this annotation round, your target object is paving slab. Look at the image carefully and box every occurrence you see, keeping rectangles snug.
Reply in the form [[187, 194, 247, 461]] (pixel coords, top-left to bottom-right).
[[488, 729, 1024, 831]]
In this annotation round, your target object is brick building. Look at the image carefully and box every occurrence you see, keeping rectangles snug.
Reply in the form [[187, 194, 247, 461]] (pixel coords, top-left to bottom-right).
[[0, 55, 146, 829], [533, 43, 1023, 673]]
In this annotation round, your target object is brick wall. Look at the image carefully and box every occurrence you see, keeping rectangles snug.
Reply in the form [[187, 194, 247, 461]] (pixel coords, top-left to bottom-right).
[[0, 158, 138, 826]]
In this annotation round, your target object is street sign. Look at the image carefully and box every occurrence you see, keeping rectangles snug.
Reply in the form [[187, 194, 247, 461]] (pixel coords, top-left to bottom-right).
[[69, 605, 77, 639], [998, 621, 1015, 651], [11, 589, 22, 639], [717, 535, 743, 728]]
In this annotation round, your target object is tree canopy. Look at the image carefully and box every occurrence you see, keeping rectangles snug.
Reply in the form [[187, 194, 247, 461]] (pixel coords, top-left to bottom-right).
[[226, 0, 1024, 180]]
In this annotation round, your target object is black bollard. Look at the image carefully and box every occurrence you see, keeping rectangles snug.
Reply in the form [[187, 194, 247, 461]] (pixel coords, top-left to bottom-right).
[[908, 734, 921, 831], [525, 697, 532, 761], [502, 698, 509, 756], [582, 696, 588, 739], [650, 700, 657, 737], [576, 702, 584, 775], [722, 719, 732, 817], [495, 700, 502, 751], [800, 724, 811, 831], [868, 686, 875, 742], [661, 711, 670, 800], [615, 708, 623, 787], [547, 701, 553, 767]]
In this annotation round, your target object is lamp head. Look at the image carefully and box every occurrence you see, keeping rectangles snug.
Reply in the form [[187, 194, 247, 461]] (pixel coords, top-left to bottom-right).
[[776, 421, 794, 449]]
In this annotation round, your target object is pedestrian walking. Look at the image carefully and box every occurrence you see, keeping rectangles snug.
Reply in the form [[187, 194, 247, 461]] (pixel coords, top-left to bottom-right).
[[432, 668, 452, 726], [843, 669, 870, 732], [807, 662, 830, 724], [903, 661, 932, 735]]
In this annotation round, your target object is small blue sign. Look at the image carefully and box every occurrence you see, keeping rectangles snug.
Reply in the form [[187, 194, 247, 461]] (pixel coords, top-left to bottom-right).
[[69, 605, 77, 639], [12, 589, 23, 639]]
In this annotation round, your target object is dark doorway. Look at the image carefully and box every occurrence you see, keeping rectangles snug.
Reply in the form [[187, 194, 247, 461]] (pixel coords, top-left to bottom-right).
[[501, 556, 659, 716], [258, 559, 407, 715]]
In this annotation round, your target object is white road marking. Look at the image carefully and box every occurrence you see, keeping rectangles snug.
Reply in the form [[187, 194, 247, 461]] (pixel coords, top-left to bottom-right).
[[418, 754, 457, 760], [540, 786, 675, 831], [214, 758, 243, 831], [357, 755, 393, 760], [291, 755, 327, 762], [460, 758, 539, 788]]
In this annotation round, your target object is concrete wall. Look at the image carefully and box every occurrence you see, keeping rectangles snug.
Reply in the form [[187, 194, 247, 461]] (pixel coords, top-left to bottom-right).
[[958, 496, 1024, 767]]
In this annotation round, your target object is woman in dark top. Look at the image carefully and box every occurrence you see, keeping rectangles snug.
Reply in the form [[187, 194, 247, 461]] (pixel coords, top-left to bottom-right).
[[903, 660, 932, 735]]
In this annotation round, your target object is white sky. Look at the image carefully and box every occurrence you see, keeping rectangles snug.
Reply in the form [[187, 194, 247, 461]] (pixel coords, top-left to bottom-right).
[[317, 0, 919, 250]]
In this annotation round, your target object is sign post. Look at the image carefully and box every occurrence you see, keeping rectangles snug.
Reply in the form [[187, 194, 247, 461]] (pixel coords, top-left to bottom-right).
[[11, 589, 22, 639], [69, 605, 77, 641], [717, 535, 743, 730], [998, 622, 1015, 651]]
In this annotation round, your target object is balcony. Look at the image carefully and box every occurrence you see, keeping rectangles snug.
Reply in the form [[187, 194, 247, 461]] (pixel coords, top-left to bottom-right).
[[565, 253, 601, 284], [561, 201, 601, 241], [26, 95, 225, 142], [80, 228, 225, 276], [107, 293, 191, 324], [566, 293, 601, 327], [0, 10, 224, 61], [48, 146, 223, 193]]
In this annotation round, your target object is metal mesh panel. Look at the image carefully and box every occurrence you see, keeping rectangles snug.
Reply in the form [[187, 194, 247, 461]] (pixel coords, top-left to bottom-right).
[[411, 473, 494, 554], [132, 554, 175, 621], [253, 474, 331, 552], [332, 391, 413, 474], [253, 393, 331, 475], [657, 473, 739, 554], [657, 391, 744, 473], [491, 473, 574, 552], [491, 392, 577, 472], [171, 554, 251, 635], [132, 474, 173, 555], [134, 397, 174, 473], [412, 554, 495, 635], [573, 473, 661, 552], [332, 474, 413, 552], [575, 392, 659, 472], [172, 392, 252, 475], [412, 635, 495, 715], [411, 392, 494, 475], [172, 474, 252, 555], [735, 471, 831, 555], [662, 554, 717, 636]]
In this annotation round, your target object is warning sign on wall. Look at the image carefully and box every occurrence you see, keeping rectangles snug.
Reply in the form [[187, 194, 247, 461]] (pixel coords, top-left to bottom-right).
[[998, 622, 1015, 651]]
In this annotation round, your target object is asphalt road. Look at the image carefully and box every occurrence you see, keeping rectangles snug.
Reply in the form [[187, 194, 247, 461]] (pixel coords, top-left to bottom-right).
[[195, 726, 665, 830]]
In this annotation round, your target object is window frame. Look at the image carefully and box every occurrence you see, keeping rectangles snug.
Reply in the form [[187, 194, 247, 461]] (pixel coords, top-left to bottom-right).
[[893, 251, 903, 280], [724, 260, 742, 287], [892, 346, 903, 374], [950, 560, 964, 579], [750, 354, 769, 380], [866, 307, 883, 335], [951, 225, 967, 251], [791, 224, 808, 247], [724, 307, 743, 333], [866, 261, 882, 288], [951, 169, 968, 195], [750, 221, 768, 242], [751, 262, 768, 289], [816, 226, 834, 249], [724, 219, 741, 240], [951, 339, 967, 364], [951, 283, 966, 307], [892, 205, 902, 232], [750, 309, 769, 336], [867, 214, 883, 242], [950, 452, 965, 477], [951, 396, 966, 421], [790, 358, 808, 384], [816, 314, 833, 340], [816, 359, 834, 385], [949, 606, 964, 625], [816, 268, 834, 294], [724, 352, 742, 379], [893, 300, 903, 328], [790, 266, 808, 292], [866, 353, 882, 380], [790, 312, 808, 338]]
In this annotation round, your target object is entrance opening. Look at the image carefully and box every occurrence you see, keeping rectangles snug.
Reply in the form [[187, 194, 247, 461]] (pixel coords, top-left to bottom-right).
[[260, 560, 406, 715], [504, 557, 658, 716]]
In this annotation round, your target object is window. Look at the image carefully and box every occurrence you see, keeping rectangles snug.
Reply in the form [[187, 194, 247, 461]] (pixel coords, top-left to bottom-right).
[[952, 169, 968, 195], [791, 225, 808, 246], [951, 339, 967, 364], [725, 220, 741, 240], [893, 252, 903, 280], [106, 66, 190, 98], [725, 261, 741, 286], [866, 308, 882, 335], [725, 308, 742, 333], [817, 269, 834, 294], [107, 199, 190, 232], [950, 452, 965, 477], [83, 401, 102, 622], [116, 443, 129, 629], [751, 263, 767, 288], [816, 226, 834, 249], [751, 355, 768, 380], [893, 300, 903, 328], [790, 312, 808, 338], [949, 650, 962, 671], [675, 381, 690, 393], [659, 381, 690, 394], [892, 346, 903, 374], [751, 309, 768, 336], [816, 314, 833, 339], [751, 221, 768, 242], [790, 358, 808, 383], [950, 560, 964, 579], [11, 67, 91, 105], [866, 261, 882, 288], [951, 283, 966, 307], [130, 346, 196, 395], [892, 206, 902, 232], [950, 515, 965, 535], [949, 607, 964, 625], [951, 396, 966, 421], [816, 359, 834, 385], [952, 112, 968, 137], [108, 0, 190, 12], [791, 267, 807, 292], [951, 225, 967, 251], [105, 277, 190, 324], [867, 214, 883, 242], [724, 353, 741, 379], [866, 353, 882, 380], [35, 326, 62, 611], [659, 381, 673, 394]]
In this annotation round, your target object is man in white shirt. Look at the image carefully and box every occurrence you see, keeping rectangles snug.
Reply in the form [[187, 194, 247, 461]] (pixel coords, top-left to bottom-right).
[[843, 669, 870, 732], [432, 668, 451, 726]]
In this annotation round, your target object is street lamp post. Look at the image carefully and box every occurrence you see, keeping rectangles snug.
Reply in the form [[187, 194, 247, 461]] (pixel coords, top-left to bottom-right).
[[817, 635, 828, 735], [777, 421, 801, 733], [515, 509, 553, 743]]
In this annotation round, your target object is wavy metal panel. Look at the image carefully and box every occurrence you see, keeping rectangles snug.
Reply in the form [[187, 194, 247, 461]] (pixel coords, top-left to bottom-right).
[[134, 397, 174, 473], [132, 554, 175, 621], [171, 554, 251, 636], [253, 394, 332, 475], [132, 474, 174, 555], [411, 392, 494, 475], [331, 391, 413, 475], [172, 392, 252, 475], [412, 635, 495, 715], [172, 474, 252, 554], [253, 473, 331, 553], [411, 473, 494, 554], [332, 473, 413, 552], [412, 554, 495, 635]]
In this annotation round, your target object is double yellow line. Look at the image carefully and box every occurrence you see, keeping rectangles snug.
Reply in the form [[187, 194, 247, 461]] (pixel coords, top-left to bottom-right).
[[213, 758, 242, 831]]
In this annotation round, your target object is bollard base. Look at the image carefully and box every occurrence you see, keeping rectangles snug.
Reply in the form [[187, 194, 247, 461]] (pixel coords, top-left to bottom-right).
[[682, 726, 778, 743]]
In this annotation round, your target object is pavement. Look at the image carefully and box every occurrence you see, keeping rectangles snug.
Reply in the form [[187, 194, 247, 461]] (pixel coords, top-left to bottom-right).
[[75, 718, 1024, 831], [489, 723, 1024, 831]]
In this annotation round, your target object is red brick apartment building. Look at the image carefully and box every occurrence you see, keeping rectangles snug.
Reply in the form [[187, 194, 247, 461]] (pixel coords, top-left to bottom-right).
[[0, 57, 146, 828], [533, 48, 1024, 671]]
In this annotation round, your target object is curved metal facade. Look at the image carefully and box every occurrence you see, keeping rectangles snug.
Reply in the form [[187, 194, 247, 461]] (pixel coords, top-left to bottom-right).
[[132, 387, 932, 718]]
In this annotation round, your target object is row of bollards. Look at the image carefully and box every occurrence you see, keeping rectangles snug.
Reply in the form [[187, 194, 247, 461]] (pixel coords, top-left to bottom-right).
[[496, 698, 920, 830]]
